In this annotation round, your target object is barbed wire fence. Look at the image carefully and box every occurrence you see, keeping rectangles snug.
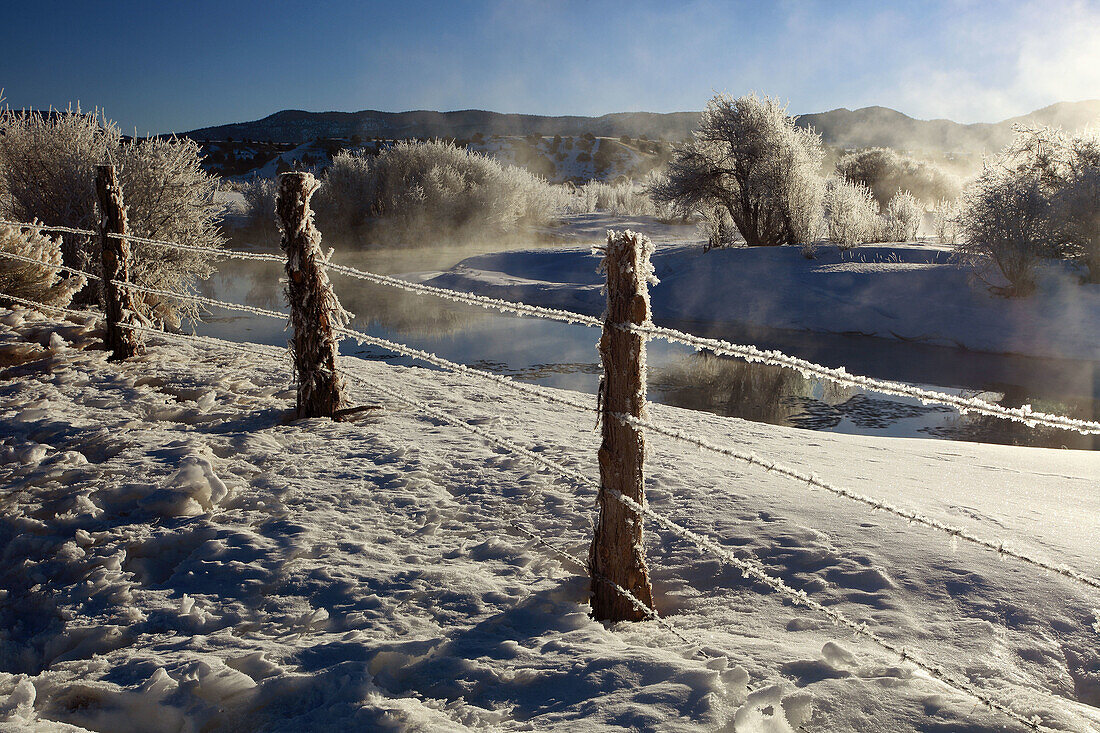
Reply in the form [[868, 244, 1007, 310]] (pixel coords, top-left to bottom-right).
[[1, 170, 1097, 730], [4, 217, 1095, 435]]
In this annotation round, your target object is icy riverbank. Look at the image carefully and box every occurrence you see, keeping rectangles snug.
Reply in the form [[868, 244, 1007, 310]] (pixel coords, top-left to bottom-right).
[[422, 223, 1100, 362], [1, 306, 1099, 732]]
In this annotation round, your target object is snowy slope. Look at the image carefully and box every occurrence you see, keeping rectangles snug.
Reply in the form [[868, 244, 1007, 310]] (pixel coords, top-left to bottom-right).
[[422, 225, 1100, 362], [1, 307, 1099, 732]]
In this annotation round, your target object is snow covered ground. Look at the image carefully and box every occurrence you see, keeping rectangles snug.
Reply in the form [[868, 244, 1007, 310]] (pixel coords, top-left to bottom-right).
[[424, 216, 1100, 362], [2, 306, 1100, 732]]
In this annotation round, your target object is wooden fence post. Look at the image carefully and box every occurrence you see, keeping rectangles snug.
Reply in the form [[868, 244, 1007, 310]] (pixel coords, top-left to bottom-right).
[[95, 165, 140, 360], [276, 172, 347, 419], [589, 230, 656, 621]]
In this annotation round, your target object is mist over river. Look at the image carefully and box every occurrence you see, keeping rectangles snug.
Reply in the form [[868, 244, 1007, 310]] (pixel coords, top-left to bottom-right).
[[195, 231, 1100, 450]]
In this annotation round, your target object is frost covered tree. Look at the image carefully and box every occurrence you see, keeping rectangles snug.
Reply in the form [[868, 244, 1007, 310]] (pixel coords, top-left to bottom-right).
[[0, 224, 86, 307], [0, 107, 224, 325], [241, 176, 278, 230], [823, 178, 879, 248], [880, 190, 922, 242], [836, 147, 960, 207], [1018, 128, 1100, 282], [933, 197, 961, 244], [1056, 167, 1100, 281], [956, 169, 1053, 297], [648, 93, 824, 246], [315, 140, 564, 238], [956, 126, 1100, 293]]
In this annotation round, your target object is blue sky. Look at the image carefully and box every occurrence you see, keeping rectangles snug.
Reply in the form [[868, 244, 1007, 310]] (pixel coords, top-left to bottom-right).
[[3, 0, 1097, 135]]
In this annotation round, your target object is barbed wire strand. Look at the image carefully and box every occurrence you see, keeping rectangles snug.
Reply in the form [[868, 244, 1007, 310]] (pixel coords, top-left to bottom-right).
[[0, 291, 96, 318], [334, 358, 1051, 730], [627, 322, 1100, 435], [0, 220, 97, 238], [337, 351, 1053, 729], [5, 260, 1098, 601], [0, 249, 99, 282], [107, 226, 603, 326], [608, 491, 1047, 731], [95, 278, 1100, 599], [112, 322, 807, 723], [611, 411, 1100, 593], [111, 228, 1097, 434], [347, 357, 1053, 730]]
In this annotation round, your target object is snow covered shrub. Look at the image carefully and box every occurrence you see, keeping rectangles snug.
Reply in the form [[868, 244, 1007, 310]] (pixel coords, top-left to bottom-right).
[[315, 140, 562, 239], [649, 93, 824, 246], [1019, 128, 1100, 282], [879, 190, 922, 242], [956, 169, 1053, 297], [0, 224, 86, 307], [700, 207, 741, 251], [1055, 166, 1100, 282], [565, 180, 663, 217], [241, 176, 278, 229], [117, 135, 225, 325], [0, 107, 224, 326], [933, 197, 961, 244], [823, 178, 879, 248], [956, 126, 1100, 292], [836, 147, 961, 207], [313, 149, 375, 231]]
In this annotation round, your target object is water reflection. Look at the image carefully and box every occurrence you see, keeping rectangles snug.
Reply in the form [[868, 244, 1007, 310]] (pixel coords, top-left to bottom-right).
[[651, 352, 828, 424], [193, 232, 1100, 451], [649, 351, 1098, 450], [787, 394, 952, 430]]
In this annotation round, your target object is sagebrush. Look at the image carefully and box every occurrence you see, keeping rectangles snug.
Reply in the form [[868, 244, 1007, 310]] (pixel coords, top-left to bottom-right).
[[564, 178, 674, 219], [0, 224, 86, 308], [933, 198, 961, 244], [880, 190, 922, 242], [956, 126, 1100, 294], [823, 179, 879, 248], [837, 148, 961, 207], [0, 107, 224, 325], [241, 176, 278, 230], [314, 140, 564, 239]]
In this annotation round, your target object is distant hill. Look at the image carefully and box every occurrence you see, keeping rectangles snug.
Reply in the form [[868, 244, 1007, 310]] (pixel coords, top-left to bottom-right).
[[184, 109, 701, 145], [183, 100, 1100, 153], [797, 100, 1100, 153], [1001, 100, 1100, 134]]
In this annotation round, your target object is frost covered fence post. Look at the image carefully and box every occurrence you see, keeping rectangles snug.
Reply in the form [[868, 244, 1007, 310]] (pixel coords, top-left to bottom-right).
[[94, 165, 140, 360], [276, 172, 348, 419], [589, 230, 657, 622]]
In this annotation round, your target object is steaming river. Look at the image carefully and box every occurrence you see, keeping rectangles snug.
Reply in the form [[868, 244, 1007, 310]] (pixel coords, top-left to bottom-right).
[[196, 233, 1100, 450]]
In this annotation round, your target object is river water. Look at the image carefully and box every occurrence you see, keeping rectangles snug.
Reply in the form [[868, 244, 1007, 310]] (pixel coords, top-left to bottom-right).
[[195, 231, 1100, 450]]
